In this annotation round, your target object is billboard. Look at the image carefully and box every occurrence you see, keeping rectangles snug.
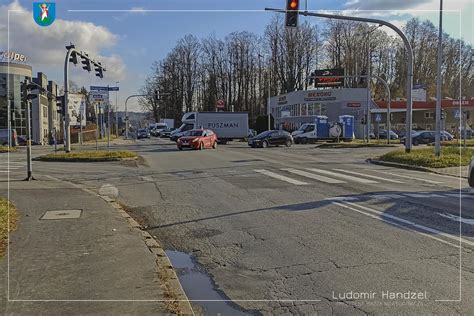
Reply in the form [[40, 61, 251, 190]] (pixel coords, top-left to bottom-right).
[[68, 93, 86, 127], [313, 69, 345, 88]]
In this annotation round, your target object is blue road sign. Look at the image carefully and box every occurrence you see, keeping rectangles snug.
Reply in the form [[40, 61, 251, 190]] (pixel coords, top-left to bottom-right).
[[90, 86, 109, 91], [108, 86, 119, 91]]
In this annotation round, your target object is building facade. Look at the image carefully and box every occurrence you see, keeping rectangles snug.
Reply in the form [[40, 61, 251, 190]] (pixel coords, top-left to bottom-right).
[[0, 62, 33, 136]]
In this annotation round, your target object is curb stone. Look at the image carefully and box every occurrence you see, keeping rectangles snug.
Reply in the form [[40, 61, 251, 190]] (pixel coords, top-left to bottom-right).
[[367, 158, 469, 179]]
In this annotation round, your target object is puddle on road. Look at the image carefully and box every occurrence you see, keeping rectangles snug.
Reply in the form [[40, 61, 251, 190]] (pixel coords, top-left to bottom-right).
[[165, 250, 255, 316]]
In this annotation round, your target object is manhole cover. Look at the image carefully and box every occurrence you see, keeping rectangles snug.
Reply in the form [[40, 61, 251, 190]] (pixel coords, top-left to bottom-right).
[[41, 210, 82, 220]]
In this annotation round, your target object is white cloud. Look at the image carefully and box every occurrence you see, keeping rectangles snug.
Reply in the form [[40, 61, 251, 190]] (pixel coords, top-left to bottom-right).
[[0, 0, 126, 81]]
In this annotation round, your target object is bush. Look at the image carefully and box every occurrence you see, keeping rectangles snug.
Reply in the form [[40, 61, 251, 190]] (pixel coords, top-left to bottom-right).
[[379, 147, 474, 168], [35, 150, 138, 162]]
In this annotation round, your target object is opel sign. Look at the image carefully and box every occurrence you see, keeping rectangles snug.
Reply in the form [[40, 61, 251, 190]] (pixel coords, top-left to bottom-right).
[[0, 51, 27, 63]]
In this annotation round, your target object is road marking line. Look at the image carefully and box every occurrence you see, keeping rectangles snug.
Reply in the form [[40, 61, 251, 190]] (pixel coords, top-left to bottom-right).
[[437, 213, 474, 226], [343, 201, 474, 247], [282, 168, 345, 184], [307, 168, 378, 184], [333, 169, 405, 184], [254, 169, 308, 185], [332, 202, 461, 249], [374, 171, 443, 184]]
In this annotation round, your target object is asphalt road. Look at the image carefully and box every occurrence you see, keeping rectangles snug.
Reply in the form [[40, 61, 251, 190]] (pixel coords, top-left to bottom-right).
[[5, 139, 474, 315]]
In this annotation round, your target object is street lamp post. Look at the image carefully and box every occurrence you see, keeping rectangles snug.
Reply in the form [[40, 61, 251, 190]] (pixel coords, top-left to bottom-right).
[[265, 7, 414, 152]]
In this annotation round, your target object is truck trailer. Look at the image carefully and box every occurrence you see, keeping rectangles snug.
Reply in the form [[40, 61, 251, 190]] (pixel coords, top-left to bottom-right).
[[180, 112, 249, 143]]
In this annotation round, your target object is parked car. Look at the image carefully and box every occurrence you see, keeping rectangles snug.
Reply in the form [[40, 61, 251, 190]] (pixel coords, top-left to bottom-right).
[[177, 129, 218, 150], [137, 128, 150, 139], [0, 128, 18, 146], [441, 131, 454, 141], [469, 156, 474, 187], [17, 135, 39, 146], [248, 130, 293, 148], [375, 129, 399, 140], [401, 131, 448, 145], [159, 127, 174, 138]]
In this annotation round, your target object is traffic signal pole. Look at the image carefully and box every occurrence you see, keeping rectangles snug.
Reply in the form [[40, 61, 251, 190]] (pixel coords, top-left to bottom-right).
[[23, 80, 33, 181], [265, 7, 414, 152]]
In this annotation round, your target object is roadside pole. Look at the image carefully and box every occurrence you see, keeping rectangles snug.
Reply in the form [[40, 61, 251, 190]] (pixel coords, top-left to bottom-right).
[[367, 32, 371, 143], [268, 66, 271, 131], [435, 0, 443, 157], [107, 85, 110, 151], [95, 103, 99, 151], [265, 7, 414, 152]]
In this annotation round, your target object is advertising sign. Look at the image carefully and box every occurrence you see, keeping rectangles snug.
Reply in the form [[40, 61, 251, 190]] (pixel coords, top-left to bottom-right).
[[68, 93, 86, 127], [313, 69, 345, 88]]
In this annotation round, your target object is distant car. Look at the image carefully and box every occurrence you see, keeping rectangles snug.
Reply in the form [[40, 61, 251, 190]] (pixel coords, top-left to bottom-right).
[[177, 129, 218, 150], [150, 128, 160, 137], [248, 130, 293, 148], [401, 131, 448, 146], [137, 128, 150, 139], [376, 129, 399, 140], [469, 157, 474, 187], [17, 135, 39, 146], [159, 128, 174, 138]]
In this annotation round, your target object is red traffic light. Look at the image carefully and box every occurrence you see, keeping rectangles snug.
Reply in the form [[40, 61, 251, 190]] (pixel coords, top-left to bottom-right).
[[289, 0, 298, 9], [286, 0, 299, 27]]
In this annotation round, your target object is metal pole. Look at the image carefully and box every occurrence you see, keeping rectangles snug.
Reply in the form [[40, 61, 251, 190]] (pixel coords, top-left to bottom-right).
[[367, 32, 371, 143], [268, 67, 271, 131], [24, 81, 33, 181], [79, 113, 83, 146], [265, 7, 414, 152], [115, 86, 119, 137], [95, 103, 99, 150], [125, 97, 129, 139], [64, 50, 72, 153], [435, 0, 443, 158], [107, 85, 110, 151]]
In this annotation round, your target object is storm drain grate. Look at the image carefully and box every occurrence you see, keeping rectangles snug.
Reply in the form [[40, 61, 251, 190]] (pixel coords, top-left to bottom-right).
[[41, 209, 82, 220]]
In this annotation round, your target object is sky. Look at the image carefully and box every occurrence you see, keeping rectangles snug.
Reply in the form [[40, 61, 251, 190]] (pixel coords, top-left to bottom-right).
[[0, 0, 472, 112]]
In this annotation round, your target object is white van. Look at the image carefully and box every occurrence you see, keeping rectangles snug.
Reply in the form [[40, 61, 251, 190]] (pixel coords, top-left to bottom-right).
[[292, 123, 317, 144]]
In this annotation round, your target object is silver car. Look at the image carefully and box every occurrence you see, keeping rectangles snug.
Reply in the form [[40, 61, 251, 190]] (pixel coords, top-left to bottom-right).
[[469, 156, 474, 187]]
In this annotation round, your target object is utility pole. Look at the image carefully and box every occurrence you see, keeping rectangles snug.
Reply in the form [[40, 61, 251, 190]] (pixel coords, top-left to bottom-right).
[[435, 0, 443, 158], [64, 44, 106, 153], [265, 7, 414, 152]]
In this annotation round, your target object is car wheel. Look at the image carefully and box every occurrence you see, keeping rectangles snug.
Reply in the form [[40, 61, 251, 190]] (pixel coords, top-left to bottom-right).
[[294, 138, 300, 144], [301, 137, 308, 144], [413, 140, 419, 146], [262, 141, 269, 148], [285, 140, 292, 147], [469, 173, 474, 188], [212, 141, 217, 149]]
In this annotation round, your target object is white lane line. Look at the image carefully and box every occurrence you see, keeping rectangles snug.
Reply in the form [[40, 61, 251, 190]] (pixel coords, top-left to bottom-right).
[[332, 202, 461, 249], [254, 169, 308, 186], [437, 213, 474, 226], [333, 169, 405, 184], [282, 168, 345, 184], [342, 201, 474, 247], [373, 170, 443, 184], [307, 168, 378, 184]]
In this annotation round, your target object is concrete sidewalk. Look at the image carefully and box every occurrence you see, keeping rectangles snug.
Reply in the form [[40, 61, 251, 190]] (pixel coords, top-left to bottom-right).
[[0, 176, 192, 314], [429, 165, 469, 179]]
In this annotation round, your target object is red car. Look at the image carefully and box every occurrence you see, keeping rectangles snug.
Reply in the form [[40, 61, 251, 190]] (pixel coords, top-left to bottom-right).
[[177, 129, 218, 150]]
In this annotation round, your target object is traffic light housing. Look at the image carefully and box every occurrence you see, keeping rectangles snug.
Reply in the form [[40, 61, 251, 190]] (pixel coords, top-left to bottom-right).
[[286, 0, 299, 27], [57, 96, 65, 114], [22, 81, 38, 103], [82, 54, 91, 72], [441, 109, 445, 120], [95, 62, 104, 78]]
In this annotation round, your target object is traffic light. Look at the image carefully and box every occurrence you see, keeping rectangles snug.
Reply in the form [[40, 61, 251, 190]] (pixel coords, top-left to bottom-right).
[[22, 80, 38, 103], [95, 62, 104, 78], [56, 95, 65, 114], [441, 109, 445, 120], [154, 89, 159, 101], [285, 0, 299, 27], [81, 54, 91, 72], [66, 44, 78, 65], [361, 115, 367, 125]]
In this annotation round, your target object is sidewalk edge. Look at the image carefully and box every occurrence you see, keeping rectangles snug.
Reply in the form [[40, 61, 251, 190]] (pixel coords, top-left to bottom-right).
[[367, 159, 469, 179]]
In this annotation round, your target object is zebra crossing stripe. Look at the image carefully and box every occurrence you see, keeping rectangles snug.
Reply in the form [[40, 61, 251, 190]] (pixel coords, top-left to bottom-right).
[[333, 169, 405, 184], [254, 169, 308, 185], [307, 168, 378, 184], [281, 168, 345, 184], [374, 171, 443, 184]]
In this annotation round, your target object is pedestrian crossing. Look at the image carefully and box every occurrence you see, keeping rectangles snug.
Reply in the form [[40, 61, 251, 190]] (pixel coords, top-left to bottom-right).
[[0, 160, 26, 173], [251, 167, 447, 187]]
